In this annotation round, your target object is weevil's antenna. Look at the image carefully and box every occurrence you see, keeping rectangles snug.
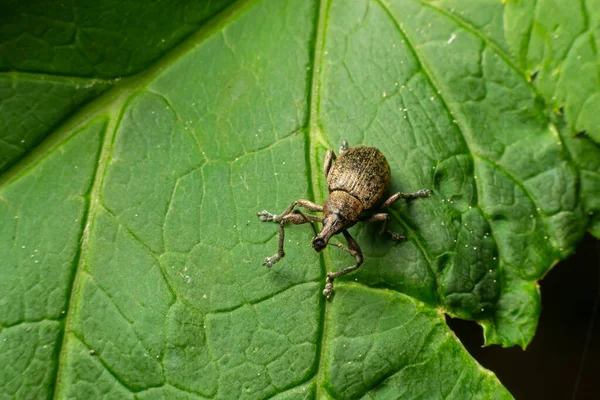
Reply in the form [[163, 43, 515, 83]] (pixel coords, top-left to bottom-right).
[[294, 210, 319, 236]]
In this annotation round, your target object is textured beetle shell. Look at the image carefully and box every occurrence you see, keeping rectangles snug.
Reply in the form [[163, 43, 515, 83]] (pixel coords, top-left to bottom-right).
[[326, 146, 391, 209]]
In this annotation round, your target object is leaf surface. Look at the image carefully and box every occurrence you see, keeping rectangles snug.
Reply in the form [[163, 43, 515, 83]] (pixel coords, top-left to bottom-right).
[[424, 0, 600, 144], [1, 0, 599, 398]]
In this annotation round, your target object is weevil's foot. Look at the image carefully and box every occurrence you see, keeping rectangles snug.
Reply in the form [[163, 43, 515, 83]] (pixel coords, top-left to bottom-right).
[[416, 189, 432, 197], [323, 276, 335, 298], [257, 210, 277, 222], [264, 254, 283, 268], [339, 139, 349, 154], [389, 232, 407, 241], [323, 284, 334, 298]]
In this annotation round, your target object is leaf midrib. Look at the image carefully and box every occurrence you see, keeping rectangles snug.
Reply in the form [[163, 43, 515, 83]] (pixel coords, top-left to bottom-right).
[[307, 0, 333, 397]]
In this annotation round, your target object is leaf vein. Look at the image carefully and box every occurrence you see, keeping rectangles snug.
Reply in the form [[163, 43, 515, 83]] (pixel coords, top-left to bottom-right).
[[51, 118, 111, 399]]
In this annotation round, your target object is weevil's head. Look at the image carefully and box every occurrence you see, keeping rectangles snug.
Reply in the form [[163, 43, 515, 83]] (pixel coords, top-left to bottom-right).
[[311, 191, 363, 252]]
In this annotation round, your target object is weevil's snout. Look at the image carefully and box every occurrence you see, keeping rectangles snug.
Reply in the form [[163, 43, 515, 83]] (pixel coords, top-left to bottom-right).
[[311, 214, 339, 252], [311, 237, 327, 252]]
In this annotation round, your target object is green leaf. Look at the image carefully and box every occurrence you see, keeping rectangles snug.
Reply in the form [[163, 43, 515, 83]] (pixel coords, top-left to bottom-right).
[[0, 0, 236, 77], [0, 0, 236, 172], [425, 0, 600, 144], [0, 74, 110, 173], [1, 0, 599, 398]]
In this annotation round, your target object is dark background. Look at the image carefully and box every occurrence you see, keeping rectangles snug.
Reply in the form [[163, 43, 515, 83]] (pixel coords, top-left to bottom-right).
[[447, 235, 600, 400]]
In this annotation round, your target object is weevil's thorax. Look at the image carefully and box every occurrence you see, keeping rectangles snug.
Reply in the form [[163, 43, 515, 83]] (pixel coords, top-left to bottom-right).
[[311, 191, 363, 252], [323, 190, 363, 224]]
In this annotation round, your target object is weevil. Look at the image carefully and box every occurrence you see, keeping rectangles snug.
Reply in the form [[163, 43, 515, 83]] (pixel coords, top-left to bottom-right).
[[257, 141, 431, 298]]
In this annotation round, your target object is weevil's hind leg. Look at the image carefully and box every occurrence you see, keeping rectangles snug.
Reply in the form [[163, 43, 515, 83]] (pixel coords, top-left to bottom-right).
[[361, 213, 407, 241], [339, 139, 349, 154], [257, 199, 323, 222], [381, 189, 432, 209], [324, 150, 336, 177], [323, 230, 363, 298], [264, 212, 323, 268]]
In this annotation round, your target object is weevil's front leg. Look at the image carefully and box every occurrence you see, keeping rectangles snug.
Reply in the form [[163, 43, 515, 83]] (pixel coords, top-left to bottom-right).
[[264, 212, 323, 268], [257, 199, 323, 222], [327, 242, 356, 257], [324, 150, 336, 177], [381, 189, 432, 209], [362, 213, 407, 241], [323, 230, 363, 298]]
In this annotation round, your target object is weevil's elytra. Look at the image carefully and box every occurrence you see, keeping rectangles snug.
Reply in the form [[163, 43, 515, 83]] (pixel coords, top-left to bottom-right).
[[257, 141, 431, 298], [326, 146, 390, 209]]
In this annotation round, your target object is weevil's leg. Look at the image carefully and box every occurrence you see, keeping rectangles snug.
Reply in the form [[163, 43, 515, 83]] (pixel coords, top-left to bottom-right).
[[339, 139, 349, 154], [257, 199, 323, 222], [328, 242, 355, 256], [292, 210, 322, 223], [324, 150, 336, 177], [380, 189, 432, 209], [361, 213, 407, 241], [386, 231, 407, 241], [264, 212, 323, 268], [323, 230, 363, 298]]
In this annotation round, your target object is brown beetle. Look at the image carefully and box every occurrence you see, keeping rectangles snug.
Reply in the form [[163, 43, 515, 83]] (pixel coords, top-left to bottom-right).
[[257, 141, 431, 298]]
